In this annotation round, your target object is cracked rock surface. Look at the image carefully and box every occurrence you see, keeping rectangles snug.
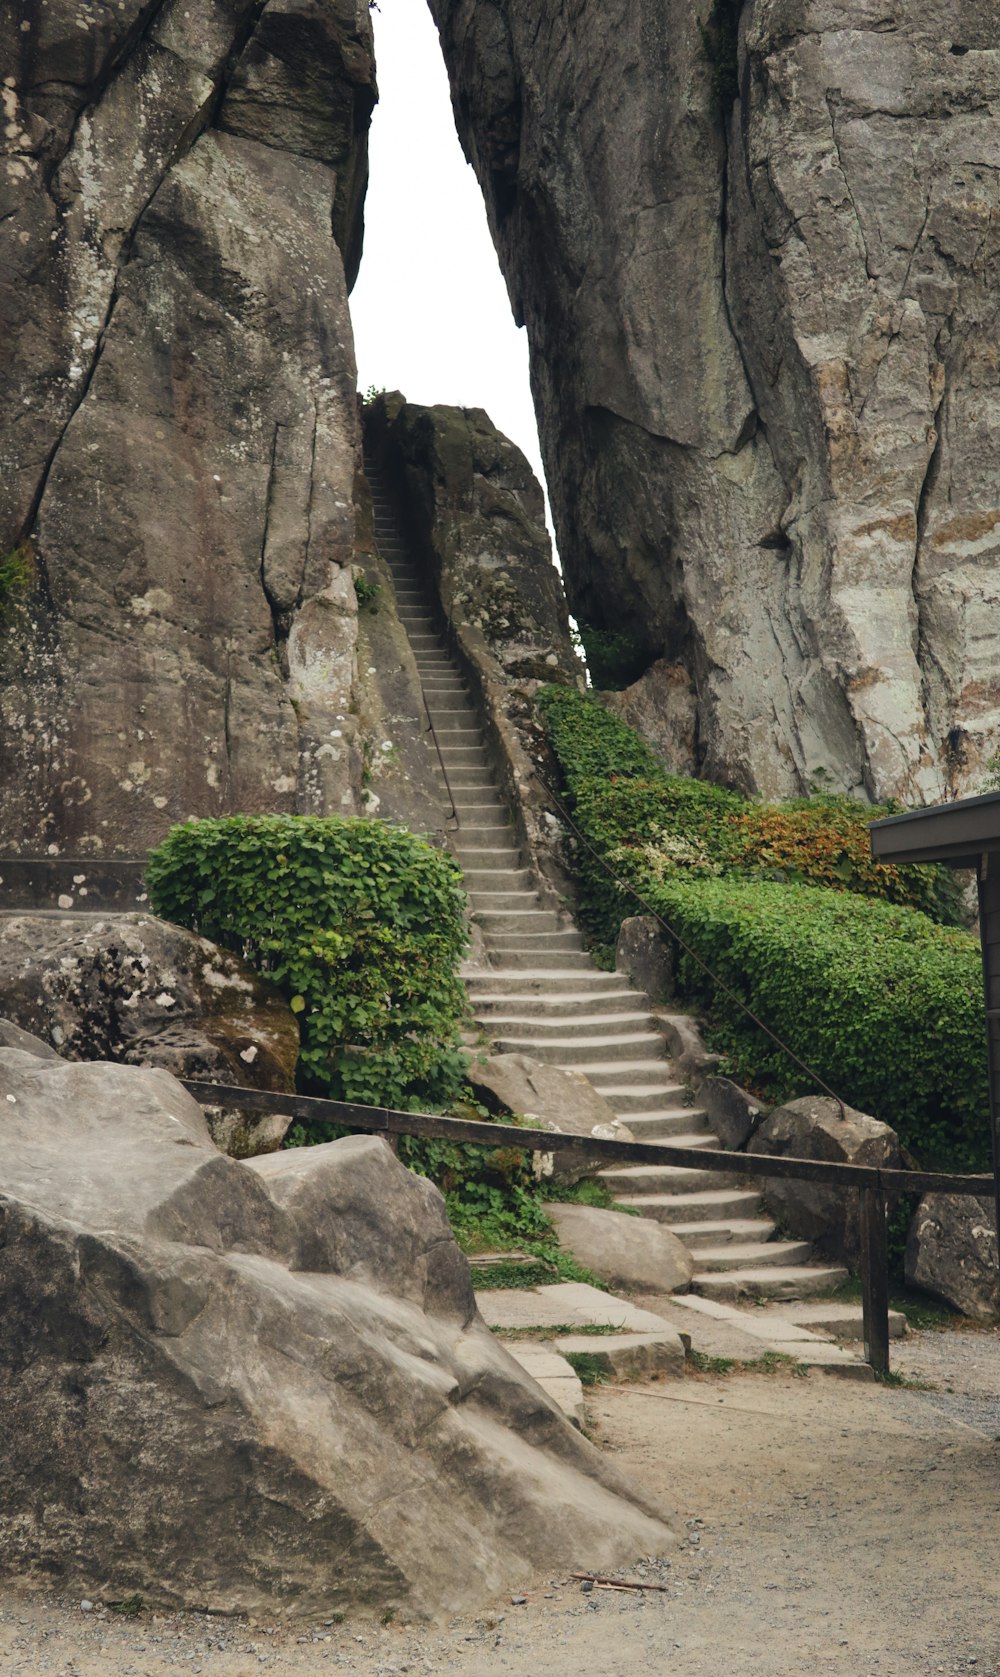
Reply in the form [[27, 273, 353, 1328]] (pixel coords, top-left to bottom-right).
[[0, 912, 300, 1154], [0, 1043, 673, 1615], [0, 0, 377, 851], [429, 0, 1000, 801]]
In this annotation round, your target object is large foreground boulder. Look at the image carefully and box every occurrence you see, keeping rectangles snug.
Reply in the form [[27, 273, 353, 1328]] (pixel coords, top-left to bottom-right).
[[545, 1202, 693, 1295], [0, 1049, 673, 1615], [906, 1194, 999, 1322], [467, 1052, 633, 1183], [747, 1096, 903, 1265], [0, 913, 298, 1155]]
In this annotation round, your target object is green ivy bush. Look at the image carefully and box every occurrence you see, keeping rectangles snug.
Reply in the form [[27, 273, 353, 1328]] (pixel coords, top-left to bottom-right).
[[537, 686, 988, 1172], [147, 814, 470, 1111], [537, 686, 964, 929], [645, 875, 989, 1171]]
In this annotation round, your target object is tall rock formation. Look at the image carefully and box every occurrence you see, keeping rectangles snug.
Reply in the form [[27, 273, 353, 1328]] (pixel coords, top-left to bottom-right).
[[0, 0, 376, 852], [428, 0, 1000, 802]]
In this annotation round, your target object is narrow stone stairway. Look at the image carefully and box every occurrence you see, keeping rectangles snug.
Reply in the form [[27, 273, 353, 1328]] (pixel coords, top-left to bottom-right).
[[367, 459, 847, 1303]]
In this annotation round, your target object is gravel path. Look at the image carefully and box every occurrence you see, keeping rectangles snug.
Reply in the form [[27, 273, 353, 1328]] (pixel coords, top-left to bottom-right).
[[3, 1325, 999, 1677]]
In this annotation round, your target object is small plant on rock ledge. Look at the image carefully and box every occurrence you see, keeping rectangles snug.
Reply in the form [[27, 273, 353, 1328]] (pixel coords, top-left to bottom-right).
[[0, 540, 36, 620]]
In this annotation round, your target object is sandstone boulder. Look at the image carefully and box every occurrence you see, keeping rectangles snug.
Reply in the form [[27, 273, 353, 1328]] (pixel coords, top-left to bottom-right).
[[467, 1052, 633, 1184], [0, 913, 298, 1156], [700, 1077, 768, 1152], [748, 1096, 903, 1264], [615, 916, 676, 1005], [0, 1048, 673, 1614], [906, 1194, 999, 1322], [544, 1202, 693, 1295]]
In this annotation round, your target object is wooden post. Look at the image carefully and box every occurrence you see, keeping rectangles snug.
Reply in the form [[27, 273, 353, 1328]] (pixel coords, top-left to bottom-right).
[[860, 1184, 890, 1378], [976, 855, 1000, 1258]]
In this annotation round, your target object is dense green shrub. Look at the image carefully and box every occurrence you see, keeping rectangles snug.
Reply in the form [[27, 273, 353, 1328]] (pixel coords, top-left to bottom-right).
[[644, 875, 989, 1171], [147, 814, 470, 1110], [538, 686, 988, 1171], [537, 685, 964, 928]]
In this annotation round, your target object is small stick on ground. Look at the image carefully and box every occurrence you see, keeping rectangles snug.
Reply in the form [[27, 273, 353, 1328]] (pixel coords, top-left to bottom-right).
[[570, 1571, 668, 1593]]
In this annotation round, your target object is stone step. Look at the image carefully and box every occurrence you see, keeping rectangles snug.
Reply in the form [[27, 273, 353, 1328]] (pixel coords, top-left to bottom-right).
[[480, 1010, 658, 1036], [769, 1302, 908, 1341], [472, 909, 566, 933], [456, 815, 510, 835], [690, 1240, 814, 1272], [493, 1034, 667, 1065], [433, 748, 492, 768], [461, 868, 537, 891], [606, 1162, 739, 1196], [589, 1081, 691, 1112], [487, 926, 583, 946], [691, 1264, 850, 1301], [466, 969, 634, 995], [574, 1060, 677, 1088], [436, 768, 500, 786], [624, 1110, 712, 1139], [638, 1187, 762, 1223], [482, 948, 596, 970], [641, 1131, 722, 1152], [670, 1217, 777, 1245], [470, 986, 645, 1015], [454, 803, 510, 819], [467, 892, 543, 912], [454, 845, 525, 865]]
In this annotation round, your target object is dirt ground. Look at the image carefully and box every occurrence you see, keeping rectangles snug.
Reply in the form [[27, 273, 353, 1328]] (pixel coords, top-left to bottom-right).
[[3, 1326, 1000, 1677]]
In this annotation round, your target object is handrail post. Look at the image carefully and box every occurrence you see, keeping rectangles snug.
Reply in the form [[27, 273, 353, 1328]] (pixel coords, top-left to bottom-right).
[[860, 1183, 890, 1378]]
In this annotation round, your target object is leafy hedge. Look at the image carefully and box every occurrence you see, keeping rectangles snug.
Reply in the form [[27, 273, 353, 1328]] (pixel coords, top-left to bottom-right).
[[538, 685, 964, 929], [537, 687, 988, 1172], [645, 876, 989, 1171], [147, 814, 470, 1110]]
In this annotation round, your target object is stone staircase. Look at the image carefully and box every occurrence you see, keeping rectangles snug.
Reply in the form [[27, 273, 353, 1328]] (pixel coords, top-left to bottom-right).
[[367, 460, 847, 1304]]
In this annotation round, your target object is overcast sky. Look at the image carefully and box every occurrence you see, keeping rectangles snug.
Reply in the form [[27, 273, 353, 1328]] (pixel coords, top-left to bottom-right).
[[350, 0, 545, 490]]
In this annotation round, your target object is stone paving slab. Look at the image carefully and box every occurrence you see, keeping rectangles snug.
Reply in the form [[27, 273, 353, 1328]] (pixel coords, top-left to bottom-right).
[[503, 1342, 585, 1426], [632, 1291, 872, 1378], [553, 1330, 685, 1380], [770, 1301, 909, 1340]]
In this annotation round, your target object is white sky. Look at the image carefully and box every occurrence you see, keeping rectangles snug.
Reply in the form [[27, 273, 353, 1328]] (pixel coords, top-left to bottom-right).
[[350, 0, 546, 490]]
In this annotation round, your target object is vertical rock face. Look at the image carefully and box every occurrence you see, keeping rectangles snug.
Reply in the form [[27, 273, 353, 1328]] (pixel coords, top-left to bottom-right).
[[0, 0, 376, 852], [428, 0, 1000, 801]]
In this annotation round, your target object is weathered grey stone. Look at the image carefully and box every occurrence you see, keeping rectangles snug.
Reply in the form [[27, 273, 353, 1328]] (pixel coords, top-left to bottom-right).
[[467, 1052, 633, 1184], [544, 1201, 694, 1296], [365, 395, 582, 902], [0, 0, 376, 852], [430, 0, 1000, 801], [658, 1013, 722, 1085], [0, 1050, 674, 1613], [700, 1077, 767, 1152], [616, 916, 676, 1004], [0, 913, 298, 1155], [906, 1193, 999, 1322], [748, 1096, 903, 1264], [0, 1019, 59, 1061]]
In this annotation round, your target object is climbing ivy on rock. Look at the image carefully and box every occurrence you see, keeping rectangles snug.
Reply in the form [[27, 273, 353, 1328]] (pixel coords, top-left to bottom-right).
[[147, 814, 470, 1111]]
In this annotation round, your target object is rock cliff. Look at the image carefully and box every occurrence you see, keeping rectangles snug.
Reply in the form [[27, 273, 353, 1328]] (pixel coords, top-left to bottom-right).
[[0, 0, 376, 852], [429, 0, 1000, 801], [0, 1043, 674, 1613]]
